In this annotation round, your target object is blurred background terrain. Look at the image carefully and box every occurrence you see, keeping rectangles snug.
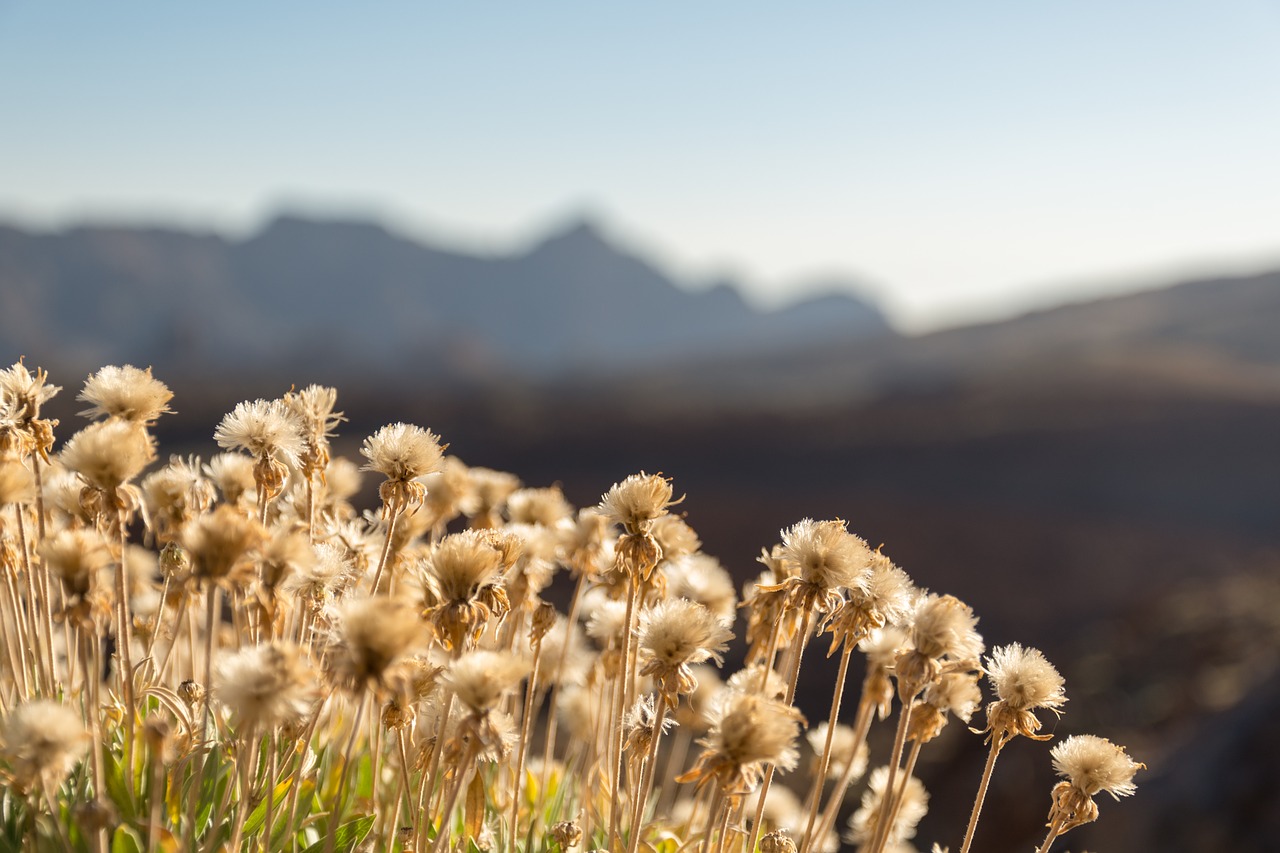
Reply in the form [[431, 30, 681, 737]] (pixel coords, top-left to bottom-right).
[[4, 1, 1280, 848], [5, 214, 1280, 849]]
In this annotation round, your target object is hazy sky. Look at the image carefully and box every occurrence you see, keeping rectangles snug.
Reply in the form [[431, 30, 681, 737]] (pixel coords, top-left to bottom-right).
[[2, 2, 1279, 330]]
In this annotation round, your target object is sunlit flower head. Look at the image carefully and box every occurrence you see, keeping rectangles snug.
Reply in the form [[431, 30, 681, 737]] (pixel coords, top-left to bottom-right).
[[78, 364, 173, 424]]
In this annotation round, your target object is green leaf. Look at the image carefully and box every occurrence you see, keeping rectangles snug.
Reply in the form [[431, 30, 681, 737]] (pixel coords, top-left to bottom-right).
[[102, 748, 136, 821], [300, 815, 375, 853], [241, 776, 293, 839], [110, 825, 144, 853]]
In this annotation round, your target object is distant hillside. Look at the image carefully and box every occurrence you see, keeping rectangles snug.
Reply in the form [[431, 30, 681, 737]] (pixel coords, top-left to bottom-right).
[[614, 267, 1280, 411], [0, 215, 892, 384]]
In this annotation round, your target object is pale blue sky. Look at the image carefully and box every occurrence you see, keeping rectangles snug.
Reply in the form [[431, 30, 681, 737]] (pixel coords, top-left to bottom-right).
[[2, 2, 1279, 329]]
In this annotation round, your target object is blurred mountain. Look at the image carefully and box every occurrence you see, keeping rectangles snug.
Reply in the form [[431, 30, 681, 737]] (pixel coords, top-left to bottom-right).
[[624, 267, 1280, 410], [0, 215, 892, 384]]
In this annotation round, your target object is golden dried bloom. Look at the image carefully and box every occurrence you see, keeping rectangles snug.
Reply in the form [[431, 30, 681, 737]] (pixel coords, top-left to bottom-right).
[[0, 700, 90, 793], [726, 664, 789, 702], [624, 693, 677, 759], [0, 361, 60, 422], [467, 466, 521, 523], [637, 598, 732, 701], [78, 364, 173, 424], [215, 641, 317, 730], [214, 399, 305, 464], [185, 504, 268, 586], [142, 455, 215, 540], [806, 722, 868, 784], [0, 459, 36, 505], [205, 453, 256, 507], [331, 597, 425, 691], [61, 419, 154, 491], [651, 515, 701, 563], [910, 594, 983, 661], [846, 766, 929, 847], [598, 472, 678, 535], [583, 593, 630, 648], [419, 529, 510, 649], [282, 384, 343, 469], [282, 541, 349, 611], [361, 422, 444, 483], [445, 650, 529, 715], [549, 818, 583, 849], [507, 485, 573, 527], [679, 692, 803, 795], [41, 528, 112, 602], [665, 554, 737, 625], [760, 830, 797, 853], [781, 519, 870, 592], [987, 643, 1066, 713], [823, 551, 915, 654], [1051, 735, 1142, 800], [259, 528, 314, 590]]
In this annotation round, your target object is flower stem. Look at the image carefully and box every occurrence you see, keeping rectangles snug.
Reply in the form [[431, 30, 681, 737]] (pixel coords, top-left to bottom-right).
[[959, 738, 1004, 853]]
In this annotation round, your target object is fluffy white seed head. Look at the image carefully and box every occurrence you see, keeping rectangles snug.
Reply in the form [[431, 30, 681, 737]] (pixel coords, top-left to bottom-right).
[[214, 399, 305, 464], [215, 642, 317, 730], [78, 364, 173, 424], [703, 692, 803, 774], [61, 419, 154, 490], [445, 650, 530, 715], [1051, 734, 1142, 799], [599, 472, 677, 535], [780, 519, 871, 592], [986, 643, 1067, 712], [360, 422, 444, 482], [637, 598, 733, 669], [910, 594, 984, 661], [1, 700, 89, 792], [0, 459, 36, 506], [847, 766, 929, 846], [506, 486, 573, 527], [0, 361, 60, 421]]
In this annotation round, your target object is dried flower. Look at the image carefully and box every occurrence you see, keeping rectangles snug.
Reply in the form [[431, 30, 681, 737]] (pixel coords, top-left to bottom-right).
[[981, 643, 1067, 745], [507, 485, 573, 527], [61, 419, 154, 493], [330, 597, 424, 692], [185, 505, 268, 587], [665, 553, 737, 625], [806, 722, 868, 784], [761, 519, 871, 616], [78, 364, 173, 424], [846, 766, 928, 847], [599, 472, 678, 536], [0, 459, 36, 506], [0, 700, 90, 793], [360, 422, 445, 510], [637, 598, 732, 702], [215, 641, 316, 730], [142, 455, 215, 542], [1046, 735, 1143, 838], [678, 692, 803, 795], [419, 529, 510, 650], [282, 384, 343, 475], [214, 399, 305, 465]]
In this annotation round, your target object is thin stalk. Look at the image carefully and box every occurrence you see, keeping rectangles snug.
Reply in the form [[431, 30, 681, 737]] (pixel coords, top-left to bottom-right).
[[813, 690, 875, 844], [699, 788, 725, 853], [607, 579, 641, 851], [959, 737, 1005, 853], [116, 506, 137, 799], [799, 642, 854, 853], [626, 691, 668, 853], [155, 592, 191, 686], [15, 507, 47, 695], [263, 731, 280, 849], [323, 696, 368, 853], [368, 495, 404, 595], [430, 739, 481, 853], [712, 794, 733, 853], [876, 739, 923, 851], [284, 696, 330, 852], [745, 605, 814, 853], [864, 699, 915, 853], [1034, 813, 1068, 853], [185, 585, 220, 853], [394, 728, 416, 848], [147, 740, 164, 853], [656, 726, 692, 814], [509, 636, 544, 851], [537, 571, 588, 812], [226, 721, 259, 852]]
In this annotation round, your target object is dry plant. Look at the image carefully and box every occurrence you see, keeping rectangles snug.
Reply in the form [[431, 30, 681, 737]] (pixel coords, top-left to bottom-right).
[[0, 361, 1141, 853]]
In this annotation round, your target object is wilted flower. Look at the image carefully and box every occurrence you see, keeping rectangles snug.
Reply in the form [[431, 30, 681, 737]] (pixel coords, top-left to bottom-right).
[[215, 641, 317, 730], [214, 399, 305, 506], [1045, 735, 1142, 838], [78, 364, 173, 424], [0, 700, 90, 793], [185, 504, 268, 587], [419, 529, 511, 650], [981, 643, 1067, 745], [637, 598, 732, 702], [330, 597, 424, 693], [599, 472, 678, 536], [360, 422, 445, 510], [678, 692, 804, 795], [61, 419, 154, 494], [0, 459, 36, 506], [846, 766, 928, 848], [760, 519, 871, 617], [507, 486, 573, 527]]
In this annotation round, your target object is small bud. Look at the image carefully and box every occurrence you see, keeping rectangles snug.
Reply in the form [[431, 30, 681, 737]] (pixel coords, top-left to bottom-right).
[[178, 679, 206, 710], [550, 819, 583, 849], [532, 600, 557, 642], [760, 830, 797, 853]]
